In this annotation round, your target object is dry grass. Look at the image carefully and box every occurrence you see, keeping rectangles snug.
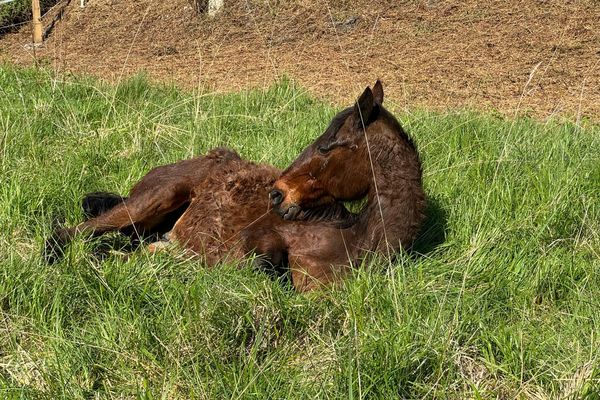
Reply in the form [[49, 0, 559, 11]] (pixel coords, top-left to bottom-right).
[[1, 0, 599, 120]]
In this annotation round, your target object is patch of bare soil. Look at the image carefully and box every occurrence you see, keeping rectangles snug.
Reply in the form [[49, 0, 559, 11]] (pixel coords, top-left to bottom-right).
[[1, 0, 599, 120]]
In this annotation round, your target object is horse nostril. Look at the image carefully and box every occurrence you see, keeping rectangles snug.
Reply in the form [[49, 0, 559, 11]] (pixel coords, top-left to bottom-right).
[[270, 189, 283, 206]]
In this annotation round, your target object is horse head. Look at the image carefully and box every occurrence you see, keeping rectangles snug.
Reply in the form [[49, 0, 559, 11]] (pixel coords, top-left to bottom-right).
[[270, 80, 386, 220]]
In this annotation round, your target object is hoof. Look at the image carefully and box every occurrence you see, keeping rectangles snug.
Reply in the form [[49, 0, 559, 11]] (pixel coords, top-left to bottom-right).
[[82, 192, 127, 219], [43, 229, 69, 264], [147, 240, 171, 254]]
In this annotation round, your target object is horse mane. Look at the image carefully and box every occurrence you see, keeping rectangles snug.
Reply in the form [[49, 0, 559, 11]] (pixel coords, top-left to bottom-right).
[[297, 202, 357, 226], [378, 106, 417, 152]]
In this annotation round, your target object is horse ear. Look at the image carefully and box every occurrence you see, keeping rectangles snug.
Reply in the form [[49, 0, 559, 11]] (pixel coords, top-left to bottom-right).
[[372, 80, 384, 105], [354, 86, 374, 127]]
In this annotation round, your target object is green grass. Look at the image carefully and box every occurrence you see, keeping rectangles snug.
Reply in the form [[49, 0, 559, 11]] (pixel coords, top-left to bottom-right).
[[0, 64, 599, 399]]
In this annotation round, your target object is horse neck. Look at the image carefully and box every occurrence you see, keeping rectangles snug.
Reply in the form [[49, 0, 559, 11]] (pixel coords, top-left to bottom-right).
[[351, 119, 425, 254]]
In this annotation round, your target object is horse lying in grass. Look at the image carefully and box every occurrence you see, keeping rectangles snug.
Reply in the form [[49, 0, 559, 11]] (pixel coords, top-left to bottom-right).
[[45, 149, 352, 280], [45, 81, 425, 292]]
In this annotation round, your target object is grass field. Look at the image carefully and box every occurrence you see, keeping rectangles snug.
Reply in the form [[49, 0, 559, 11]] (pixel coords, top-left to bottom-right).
[[0, 65, 599, 399]]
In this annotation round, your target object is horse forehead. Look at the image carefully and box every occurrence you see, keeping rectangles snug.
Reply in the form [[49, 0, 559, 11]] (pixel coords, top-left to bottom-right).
[[283, 147, 313, 171], [282, 108, 354, 176], [293, 154, 322, 174]]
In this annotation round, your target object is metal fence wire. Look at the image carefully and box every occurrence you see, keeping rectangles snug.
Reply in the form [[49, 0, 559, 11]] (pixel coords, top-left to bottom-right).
[[0, 0, 66, 32], [0, 0, 27, 32]]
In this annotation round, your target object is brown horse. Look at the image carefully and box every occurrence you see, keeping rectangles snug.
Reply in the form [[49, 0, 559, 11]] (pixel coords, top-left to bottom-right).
[[269, 80, 425, 289], [44, 148, 351, 278], [45, 81, 424, 291]]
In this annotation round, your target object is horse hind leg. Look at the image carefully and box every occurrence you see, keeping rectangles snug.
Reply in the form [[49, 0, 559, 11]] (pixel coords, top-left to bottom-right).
[[45, 201, 137, 264], [44, 149, 239, 264], [44, 181, 192, 264], [80, 191, 144, 253]]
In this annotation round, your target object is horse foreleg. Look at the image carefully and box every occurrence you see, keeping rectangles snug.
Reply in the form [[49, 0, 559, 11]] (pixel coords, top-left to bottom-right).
[[240, 225, 289, 283], [288, 254, 351, 293]]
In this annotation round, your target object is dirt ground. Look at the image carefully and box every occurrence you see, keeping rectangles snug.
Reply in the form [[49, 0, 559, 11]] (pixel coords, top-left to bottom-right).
[[1, 0, 599, 120]]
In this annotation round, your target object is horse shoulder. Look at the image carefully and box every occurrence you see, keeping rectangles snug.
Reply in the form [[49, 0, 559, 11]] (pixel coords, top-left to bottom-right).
[[277, 223, 359, 291]]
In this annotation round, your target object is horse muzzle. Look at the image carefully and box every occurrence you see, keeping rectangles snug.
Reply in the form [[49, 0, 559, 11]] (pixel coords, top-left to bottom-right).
[[270, 189, 301, 220], [279, 204, 301, 220]]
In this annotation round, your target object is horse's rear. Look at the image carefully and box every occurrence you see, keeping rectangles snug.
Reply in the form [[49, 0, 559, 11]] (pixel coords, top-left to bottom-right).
[[44, 147, 248, 263]]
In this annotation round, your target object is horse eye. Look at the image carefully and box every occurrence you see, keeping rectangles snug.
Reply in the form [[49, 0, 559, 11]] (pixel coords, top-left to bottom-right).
[[318, 145, 331, 155]]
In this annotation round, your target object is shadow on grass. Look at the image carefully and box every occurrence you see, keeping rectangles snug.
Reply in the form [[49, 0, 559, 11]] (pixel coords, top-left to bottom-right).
[[88, 233, 141, 261], [411, 195, 448, 256]]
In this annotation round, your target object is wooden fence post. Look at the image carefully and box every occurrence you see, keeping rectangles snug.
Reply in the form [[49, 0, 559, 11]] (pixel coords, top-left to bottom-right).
[[31, 0, 43, 43], [190, 0, 222, 16], [208, 0, 222, 16]]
